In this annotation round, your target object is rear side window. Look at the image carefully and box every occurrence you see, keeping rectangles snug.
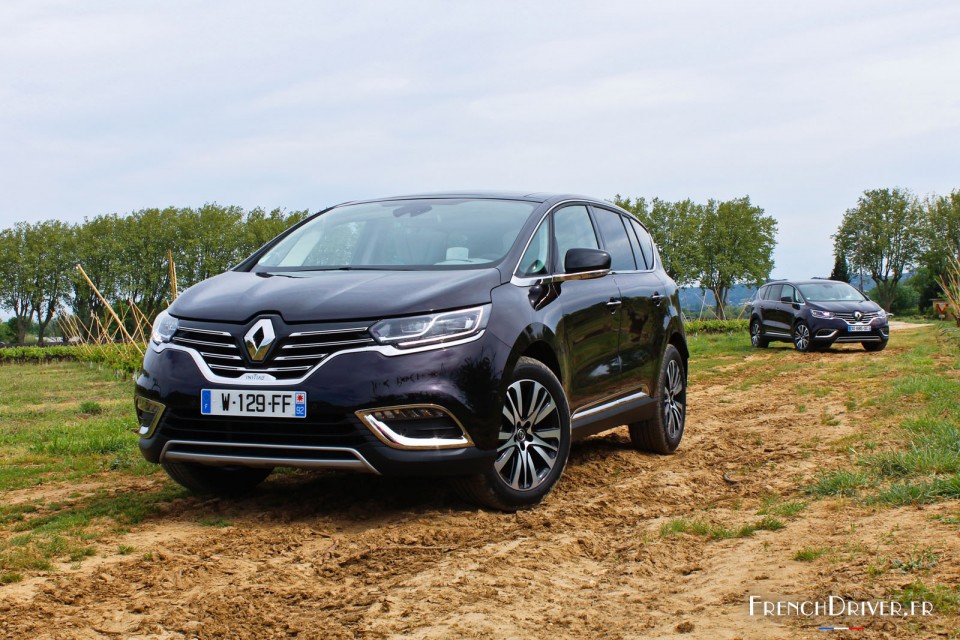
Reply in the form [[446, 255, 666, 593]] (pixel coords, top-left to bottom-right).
[[593, 208, 636, 271], [553, 206, 599, 271], [627, 218, 655, 269], [764, 284, 782, 300]]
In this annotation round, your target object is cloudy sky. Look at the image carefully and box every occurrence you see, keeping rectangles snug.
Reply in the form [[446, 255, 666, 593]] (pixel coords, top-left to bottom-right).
[[1, 0, 958, 278]]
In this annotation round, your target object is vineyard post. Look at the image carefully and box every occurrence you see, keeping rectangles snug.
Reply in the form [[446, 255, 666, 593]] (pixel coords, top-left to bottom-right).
[[75, 264, 143, 356]]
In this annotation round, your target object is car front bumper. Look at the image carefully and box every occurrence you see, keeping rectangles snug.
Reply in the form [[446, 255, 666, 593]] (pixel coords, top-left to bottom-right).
[[134, 333, 510, 476], [809, 318, 890, 345]]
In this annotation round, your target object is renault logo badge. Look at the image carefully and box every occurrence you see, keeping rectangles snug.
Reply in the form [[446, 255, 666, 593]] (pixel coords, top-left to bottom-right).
[[854, 311, 862, 321], [244, 319, 276, 362]]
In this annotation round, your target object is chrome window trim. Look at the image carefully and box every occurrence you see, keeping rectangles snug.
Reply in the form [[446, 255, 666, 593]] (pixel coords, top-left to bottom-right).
[[151, 330, 486, 386], [510, 200, 660, 287], [355, 404, 475, 450]]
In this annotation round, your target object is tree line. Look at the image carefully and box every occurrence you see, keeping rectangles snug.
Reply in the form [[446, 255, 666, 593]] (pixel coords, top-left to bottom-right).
[[0, 205, 308, 344], [832, 188, 960, 311], [613, 195, 778, 319]]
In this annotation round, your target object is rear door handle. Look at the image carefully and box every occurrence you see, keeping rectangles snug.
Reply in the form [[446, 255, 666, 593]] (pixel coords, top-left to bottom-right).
[[652, 292, 664, 305], [606, 298, 622, 310]]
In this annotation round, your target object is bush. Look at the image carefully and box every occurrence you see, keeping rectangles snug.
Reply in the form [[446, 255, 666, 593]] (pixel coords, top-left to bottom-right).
[[684, 319, 749, 334], [0, 344, 143, 374]]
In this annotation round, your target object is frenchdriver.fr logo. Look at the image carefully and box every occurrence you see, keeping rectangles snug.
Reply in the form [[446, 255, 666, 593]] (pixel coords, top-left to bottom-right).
[[749, 595, 935, 627]]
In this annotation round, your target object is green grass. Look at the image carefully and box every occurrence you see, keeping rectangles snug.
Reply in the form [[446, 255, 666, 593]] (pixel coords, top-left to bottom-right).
[[794, 547, 828, 562], [197, 517, 232, 528], [804, 327, 960, 505], [757, 498, 807, 518], [0, 362, 182, 575], [890, 580, 960, 615], [660, 516, 784, 540]]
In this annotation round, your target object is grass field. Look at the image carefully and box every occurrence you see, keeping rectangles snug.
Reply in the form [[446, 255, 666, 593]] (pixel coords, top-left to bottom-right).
[[1, 323, 958, 637]]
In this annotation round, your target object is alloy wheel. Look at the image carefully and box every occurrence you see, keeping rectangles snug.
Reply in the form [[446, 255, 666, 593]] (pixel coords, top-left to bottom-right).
[[794, 323, 810, 351], [751, 322, 761, 347], [497, 379, 562, 492], [663, 359, 685, 439]]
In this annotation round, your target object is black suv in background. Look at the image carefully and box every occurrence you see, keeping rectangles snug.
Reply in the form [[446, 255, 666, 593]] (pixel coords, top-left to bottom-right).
[[136, 192, 688, 510], [747, 279, 889, 352]]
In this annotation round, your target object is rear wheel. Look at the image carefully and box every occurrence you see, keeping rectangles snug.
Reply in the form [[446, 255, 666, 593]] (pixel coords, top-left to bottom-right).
[[793, 322, 812, 352], [863, 340, 887, 352], [750, 319, 769, 348], [629, 345, 686, 454], [453, 357, 571, 511], [162, 462, 272, 495]]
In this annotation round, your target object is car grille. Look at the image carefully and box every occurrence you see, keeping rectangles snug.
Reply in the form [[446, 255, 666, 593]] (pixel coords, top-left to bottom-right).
[[171, 325, 376, 380], [159, 410, 374, 449], [834, 311, 880, 322]]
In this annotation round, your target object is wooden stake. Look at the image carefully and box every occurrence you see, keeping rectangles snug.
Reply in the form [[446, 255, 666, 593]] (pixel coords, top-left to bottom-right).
[[168, 249, 178, 301], [75, 264, 143, 356]]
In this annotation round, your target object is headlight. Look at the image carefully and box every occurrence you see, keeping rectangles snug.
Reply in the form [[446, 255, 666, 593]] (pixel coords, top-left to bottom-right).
[[370, 305, 489, 348], [810, 310, 834, 319], [150, 310, 179, 344], [876, 309, 887, 318]]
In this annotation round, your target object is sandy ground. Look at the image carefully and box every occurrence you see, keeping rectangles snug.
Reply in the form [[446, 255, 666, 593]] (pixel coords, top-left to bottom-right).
[[1, 324, 958, 639]]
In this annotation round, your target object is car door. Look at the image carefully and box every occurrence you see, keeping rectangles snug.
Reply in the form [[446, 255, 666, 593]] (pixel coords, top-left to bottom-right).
[[552, 205, 623, 411], [778, 284, 802, 331], [761, 283, 783, 334], [596, 209, 667, 396]]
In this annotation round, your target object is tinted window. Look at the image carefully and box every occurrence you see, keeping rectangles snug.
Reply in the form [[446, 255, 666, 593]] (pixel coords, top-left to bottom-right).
[[627, 218, 655, 269], [797, 282, 866, 301], [781, 284, 800, 303], [256, 198, 537, 270], [517, 219, 550, 277], [553, 206, 599, 271], [593, 208, 636, 271], [764, 284, 782, 301]]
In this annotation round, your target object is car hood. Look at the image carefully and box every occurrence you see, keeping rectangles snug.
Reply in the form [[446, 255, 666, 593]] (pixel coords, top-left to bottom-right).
[[169, 269, 502, 323], [807, 300, 883, 313]]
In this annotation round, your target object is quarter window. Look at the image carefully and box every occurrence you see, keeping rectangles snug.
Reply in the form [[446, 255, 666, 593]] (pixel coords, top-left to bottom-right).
[[517, 220, 550, 277], [627, 218, 655, 269], [553, 206, 599, 271], [593, 208, 636, 271]]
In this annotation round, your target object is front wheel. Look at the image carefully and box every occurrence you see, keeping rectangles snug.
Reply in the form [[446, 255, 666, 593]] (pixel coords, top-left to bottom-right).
[[793, 322, 812, 352], [629, 344, 686, 454], [162, 462, 272, 495], [863, 340, 887, 352], [453, 357, 571, 511]]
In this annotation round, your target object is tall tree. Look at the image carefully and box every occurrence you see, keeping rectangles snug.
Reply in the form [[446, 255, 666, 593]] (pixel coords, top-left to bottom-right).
[[695, 197, 778, 319], [614, 196, 701, 286], [834, 188, 923, 310], [0, 224, 34, 343], [830, 249, 851, 283], [26, 221, 76, 345]]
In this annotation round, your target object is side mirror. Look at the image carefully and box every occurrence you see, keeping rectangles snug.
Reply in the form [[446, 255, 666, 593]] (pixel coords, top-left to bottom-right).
[[564, 248, 611, 277]]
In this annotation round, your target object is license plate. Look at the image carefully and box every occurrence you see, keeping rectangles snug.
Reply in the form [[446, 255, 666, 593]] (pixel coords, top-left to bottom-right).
[[847, 325, 871, 332], [201, 389, 307, 418]]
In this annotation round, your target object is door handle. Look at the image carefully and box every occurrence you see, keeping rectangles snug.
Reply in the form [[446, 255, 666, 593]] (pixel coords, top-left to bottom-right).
[[606, 298, 622, 311], [652, 292, 664, 305]]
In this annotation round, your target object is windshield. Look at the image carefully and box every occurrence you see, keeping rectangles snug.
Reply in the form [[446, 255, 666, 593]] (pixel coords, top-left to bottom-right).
[[254, 198, 537, 271], [797, 282, 867, 302]]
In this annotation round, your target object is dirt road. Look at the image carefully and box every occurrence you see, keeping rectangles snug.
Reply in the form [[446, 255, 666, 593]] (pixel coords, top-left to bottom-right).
[[1, 325, 958, 639]]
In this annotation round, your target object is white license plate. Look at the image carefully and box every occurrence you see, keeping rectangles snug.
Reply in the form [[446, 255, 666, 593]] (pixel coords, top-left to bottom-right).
[[847, 325, 871, 332], [201, 389, 307, 418]]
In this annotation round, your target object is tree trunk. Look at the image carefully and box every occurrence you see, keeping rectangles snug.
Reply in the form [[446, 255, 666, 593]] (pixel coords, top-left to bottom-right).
[[713, 286, 727, 320]]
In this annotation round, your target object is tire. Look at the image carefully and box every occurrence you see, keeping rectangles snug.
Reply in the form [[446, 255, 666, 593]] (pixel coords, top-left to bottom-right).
[[453, 357, 571, 511], [629, 344, 686, 454], [793, 321, 812, 352], [162, 461, 272, 495], [863, 340, 887, 352], [750, 319, 769, 348]]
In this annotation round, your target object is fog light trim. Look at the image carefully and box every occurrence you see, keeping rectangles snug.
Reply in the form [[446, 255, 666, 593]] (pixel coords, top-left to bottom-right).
[[135, 396, 166, 437], [356, 404, 474, 450]]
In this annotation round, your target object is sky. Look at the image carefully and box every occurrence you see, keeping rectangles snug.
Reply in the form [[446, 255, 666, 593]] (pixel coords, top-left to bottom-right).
[[1, 0, 958, 281]]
